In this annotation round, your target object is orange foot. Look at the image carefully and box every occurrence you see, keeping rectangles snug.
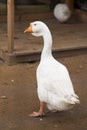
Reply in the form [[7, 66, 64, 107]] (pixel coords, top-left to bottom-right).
[[29, 111, 45, 117]]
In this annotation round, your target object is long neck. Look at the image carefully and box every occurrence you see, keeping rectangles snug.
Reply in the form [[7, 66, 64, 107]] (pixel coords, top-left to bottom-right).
[[41, 29, 53, 61]]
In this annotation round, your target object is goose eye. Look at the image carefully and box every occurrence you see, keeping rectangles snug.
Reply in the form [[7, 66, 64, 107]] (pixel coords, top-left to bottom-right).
[[34, 24, 37, 26]]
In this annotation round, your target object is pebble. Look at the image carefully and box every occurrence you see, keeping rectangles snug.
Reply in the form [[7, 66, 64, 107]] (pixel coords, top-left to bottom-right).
[[40, 118, 43, 121], [0, 96, 7, 99], [76, 70, 80, 73], [11, 80, 14, 82], [29, 65, 34, 68], [79, 65, 83, 69], [54, 124, 58, 128]]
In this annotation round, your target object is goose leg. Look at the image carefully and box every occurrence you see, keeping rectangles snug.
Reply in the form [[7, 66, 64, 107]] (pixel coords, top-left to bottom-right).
[[29, 102, 45, 117]]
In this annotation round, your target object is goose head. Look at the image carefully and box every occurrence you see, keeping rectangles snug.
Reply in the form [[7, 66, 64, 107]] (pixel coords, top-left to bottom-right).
[[24, 21, 53, 59], [24, 21, 48, 37]]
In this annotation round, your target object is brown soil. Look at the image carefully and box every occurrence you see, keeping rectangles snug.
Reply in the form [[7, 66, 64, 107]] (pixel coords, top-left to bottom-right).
[[0, 10, 87, 129]]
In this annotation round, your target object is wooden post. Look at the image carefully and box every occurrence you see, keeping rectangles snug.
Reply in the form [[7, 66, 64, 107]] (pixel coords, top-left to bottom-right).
[[7, 0, 14, 54], [65, 0, 74, 11]]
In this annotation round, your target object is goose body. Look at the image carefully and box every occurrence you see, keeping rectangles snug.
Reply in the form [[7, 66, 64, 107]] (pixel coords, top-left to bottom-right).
[[24, 21, 80, 117], [37, 57, 78, 111]]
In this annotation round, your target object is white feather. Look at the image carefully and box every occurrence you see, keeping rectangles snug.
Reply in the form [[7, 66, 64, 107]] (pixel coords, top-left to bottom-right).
[[31, 21, 80, 111]]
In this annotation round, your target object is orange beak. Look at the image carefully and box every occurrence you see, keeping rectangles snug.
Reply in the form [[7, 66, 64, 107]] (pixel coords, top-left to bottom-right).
[[24, 23, 32, 33]]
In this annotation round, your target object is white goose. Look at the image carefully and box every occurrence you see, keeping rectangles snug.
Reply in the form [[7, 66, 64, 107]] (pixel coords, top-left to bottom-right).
[[24, 21, 80, 117]]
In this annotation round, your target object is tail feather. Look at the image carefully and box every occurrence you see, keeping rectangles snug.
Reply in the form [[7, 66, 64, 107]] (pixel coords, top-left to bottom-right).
[[65, 94, 80, 105]]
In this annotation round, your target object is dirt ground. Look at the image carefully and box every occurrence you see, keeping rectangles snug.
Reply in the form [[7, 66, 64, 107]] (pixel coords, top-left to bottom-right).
[[0, 14, 87, 129], [0, 54, 87, 130]]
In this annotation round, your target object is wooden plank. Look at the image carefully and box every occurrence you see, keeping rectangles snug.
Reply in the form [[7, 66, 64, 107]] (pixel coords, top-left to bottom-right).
[[7, 0, 14, 53], [64, 0, 74, 11], [2, 46, 86, 65]]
